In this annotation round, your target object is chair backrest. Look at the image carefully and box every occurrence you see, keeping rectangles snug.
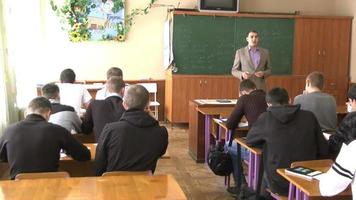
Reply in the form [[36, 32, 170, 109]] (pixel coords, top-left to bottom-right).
[[102, 170, 152, 177], [15, 171, 70, 180], [291, 159, 333, 168]]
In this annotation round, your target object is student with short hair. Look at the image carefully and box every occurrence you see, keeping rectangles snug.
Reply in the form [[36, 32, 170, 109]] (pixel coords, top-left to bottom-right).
[[225, 79, 267, 194], [294, 71, 337, 131], [96, 67, 123, 100], [0, 97, 90, 179], [42, 83, 82, 133], [57, 68, 92, 115], [246, 87, 329, 196], [95, 84, 168, 175], [329, 84, 356, 155], [82, 76, 126, 141]]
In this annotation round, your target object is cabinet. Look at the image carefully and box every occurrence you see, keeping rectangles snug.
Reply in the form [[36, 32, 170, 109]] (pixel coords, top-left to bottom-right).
[[165, 73, 239, 123], [293, 17, 352, 104]]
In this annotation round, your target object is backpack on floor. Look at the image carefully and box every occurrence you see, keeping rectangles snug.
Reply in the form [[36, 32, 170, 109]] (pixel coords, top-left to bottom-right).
[[207, 143, 232, 176]]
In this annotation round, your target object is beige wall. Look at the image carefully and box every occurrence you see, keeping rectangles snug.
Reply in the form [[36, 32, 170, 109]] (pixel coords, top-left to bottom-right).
[[335, 0, 356, 82], [38, 0, 337, 83]]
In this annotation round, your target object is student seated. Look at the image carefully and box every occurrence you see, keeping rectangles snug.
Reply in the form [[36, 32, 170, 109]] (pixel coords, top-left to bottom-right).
[[95, 84, 168, 176], [42, 83, 82, 133], [329, 84, 356, 155], [319, 140, 356, 198], [82, 76, 126, 141], [95, 67, 123, 100], [294, 71, 337, 132], [246, 87, 329, 197], [225, 79, 267, 194], [0, 97, 90, 179], [57, 68, 92, 115]]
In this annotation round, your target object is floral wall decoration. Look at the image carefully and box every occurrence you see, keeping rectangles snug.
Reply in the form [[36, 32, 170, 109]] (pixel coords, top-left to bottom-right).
[[50, 0, 157, 42]]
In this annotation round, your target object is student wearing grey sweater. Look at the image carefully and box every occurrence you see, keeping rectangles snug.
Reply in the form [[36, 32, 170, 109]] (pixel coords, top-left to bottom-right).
[[294, 72, 337, 131]]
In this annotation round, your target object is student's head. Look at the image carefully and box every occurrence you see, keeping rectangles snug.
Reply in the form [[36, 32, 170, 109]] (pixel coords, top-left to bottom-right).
[[42, 83, 60, 100], [123, 85, 149, 110], [106, 67, 123, 80], [26, 97, 52, 121], [305, 71, 324, 92], [60, 68, 76, 83], [106, 76, 125, 96], [347, 84, 356, 112], [266, 87, 289, 106], [246, 30, 259, 47], [239, 79, 257, 96]]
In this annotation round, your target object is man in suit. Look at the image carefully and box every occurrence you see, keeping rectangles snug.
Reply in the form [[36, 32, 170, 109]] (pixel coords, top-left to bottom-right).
[[42, 83, 82, 133], [246, 87, 329, 197], [95, 84, 168, 175], [0, 97, 90, 179], [82, 76, 126, 141], [231, 30, 271, 91]]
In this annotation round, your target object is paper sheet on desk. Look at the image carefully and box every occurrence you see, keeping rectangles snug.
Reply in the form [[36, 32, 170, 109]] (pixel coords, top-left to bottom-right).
[[195, 99, 237, 105], [217, 118, 248, 127]]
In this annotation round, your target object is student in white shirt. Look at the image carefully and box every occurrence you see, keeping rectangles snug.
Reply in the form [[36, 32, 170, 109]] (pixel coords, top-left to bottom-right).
[[319, 140, 356, 199], [57, 68, 92, 115], [95, 67, 123, 100]]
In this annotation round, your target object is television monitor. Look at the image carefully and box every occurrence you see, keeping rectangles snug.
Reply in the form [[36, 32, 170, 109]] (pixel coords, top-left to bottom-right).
[[198, 0, 239, 12]]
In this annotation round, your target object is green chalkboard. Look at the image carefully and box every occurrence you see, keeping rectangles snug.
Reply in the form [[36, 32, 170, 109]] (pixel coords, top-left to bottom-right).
[[173, 15, 295, 75]]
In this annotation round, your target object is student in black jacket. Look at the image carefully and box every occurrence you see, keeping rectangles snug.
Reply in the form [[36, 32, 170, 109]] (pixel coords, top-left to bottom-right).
[[82, 76, 126, 141], [95, 84, 168, 176], [0, 97, 90, 179], [246, 87, 329, 196]]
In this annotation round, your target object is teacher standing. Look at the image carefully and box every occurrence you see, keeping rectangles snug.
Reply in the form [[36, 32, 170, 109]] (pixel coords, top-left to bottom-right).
[[231, 30, 271, 91]]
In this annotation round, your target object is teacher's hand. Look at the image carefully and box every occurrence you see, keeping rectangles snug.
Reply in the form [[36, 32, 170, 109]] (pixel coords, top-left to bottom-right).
[[254, 71, 264, 78], [242, 72, 251, 79]]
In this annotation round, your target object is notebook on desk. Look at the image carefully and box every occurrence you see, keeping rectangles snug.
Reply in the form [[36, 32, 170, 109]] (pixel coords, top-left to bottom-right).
[[285, 166, 323, 181]]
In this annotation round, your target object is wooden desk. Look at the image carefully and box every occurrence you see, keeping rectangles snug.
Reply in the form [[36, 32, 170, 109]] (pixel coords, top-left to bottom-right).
[[277, 160, 352, 200], [188, 99, 236, 162], [0, 175, 187, 200], [1, 143, 170, 179]]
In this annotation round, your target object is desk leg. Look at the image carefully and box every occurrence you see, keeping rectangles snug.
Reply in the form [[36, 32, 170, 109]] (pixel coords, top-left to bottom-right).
[[254, 154, 261, 191], [236, 142, 242, 189], [204, 115, 211, 163], [248, 152, 254, 189], [288, 183, 296, 200], [296, 188, 302, 200], [303, 193, 309, 200]]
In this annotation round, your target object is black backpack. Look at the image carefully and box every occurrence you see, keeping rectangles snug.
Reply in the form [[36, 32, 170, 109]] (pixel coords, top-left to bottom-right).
[[207, 143, 233, 176]]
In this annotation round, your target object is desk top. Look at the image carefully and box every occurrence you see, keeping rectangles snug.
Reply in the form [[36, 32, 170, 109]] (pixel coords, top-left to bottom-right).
[[0, 175, 186, 200], [61, 143, 170, 161], [234, 138, 262, 155], [277, 160, 352, 198], [197, 106, 234, 116]]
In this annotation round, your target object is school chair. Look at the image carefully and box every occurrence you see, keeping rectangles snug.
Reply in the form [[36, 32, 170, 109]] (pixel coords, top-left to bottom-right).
[[15, 171, 70, 180], [102, 170, 152, 176]]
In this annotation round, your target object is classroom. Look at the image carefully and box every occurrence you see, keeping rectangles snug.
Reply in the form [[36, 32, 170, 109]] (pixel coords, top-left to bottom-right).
[[0, 0, 355, 199]]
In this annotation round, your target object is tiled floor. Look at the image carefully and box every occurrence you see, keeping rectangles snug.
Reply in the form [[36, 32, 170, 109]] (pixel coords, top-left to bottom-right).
[[155, 124, 235, 200]]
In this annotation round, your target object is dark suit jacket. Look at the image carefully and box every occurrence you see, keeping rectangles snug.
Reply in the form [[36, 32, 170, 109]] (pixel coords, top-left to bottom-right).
[[0, 114, 90, 179], [95, 109, 168, 176], [82, 95, 125, 141], [246, 105, 329, 195], [231, 46, 271, 91]]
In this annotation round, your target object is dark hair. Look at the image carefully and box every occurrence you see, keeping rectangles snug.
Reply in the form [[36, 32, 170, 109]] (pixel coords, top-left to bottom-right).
[[106, 67, 123, 80], [239, 79, 256, 92], [28, 97, 52, 114], [123, 85, 149, 110], [247, 30, 258, 36], [266, 87, 289, 106], [307, 71, 324, 90], [348, 84, 356, 100], [60, 68, 76, 83], [106, 76, 125, 93], [42, 83, 59, 99]]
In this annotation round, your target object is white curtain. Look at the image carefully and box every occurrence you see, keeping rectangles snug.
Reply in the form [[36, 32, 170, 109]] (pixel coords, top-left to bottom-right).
[[0, 0, 18, 136]]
